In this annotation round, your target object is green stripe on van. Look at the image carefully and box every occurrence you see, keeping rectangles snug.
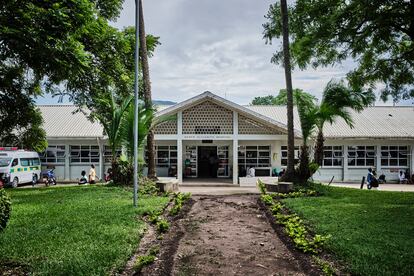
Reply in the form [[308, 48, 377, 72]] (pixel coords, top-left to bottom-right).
[[10, 168, 14, 173]]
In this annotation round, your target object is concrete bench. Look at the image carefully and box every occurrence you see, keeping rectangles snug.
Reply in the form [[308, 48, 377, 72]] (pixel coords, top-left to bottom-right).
[[239, 176, 278, 187], [156, 178, 179, 192]]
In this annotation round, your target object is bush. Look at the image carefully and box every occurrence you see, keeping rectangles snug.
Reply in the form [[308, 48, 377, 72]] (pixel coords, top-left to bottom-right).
[[111, 159, 133, 186], [169, 192, 191, 216], [139, 177, 159, 196], [156, 219, 170, 233], [0, 188, 12, 231]]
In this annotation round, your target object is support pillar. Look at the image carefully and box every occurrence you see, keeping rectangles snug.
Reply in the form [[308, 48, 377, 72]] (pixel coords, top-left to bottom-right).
[[177, 111, 183, 184], [64, 144, 70, 181], [411, 145, 414, 175], [98, 139, 105, 182], [342, 145, 348, 181], [376, 145, 381, 174], [233, 110, 238, 185]]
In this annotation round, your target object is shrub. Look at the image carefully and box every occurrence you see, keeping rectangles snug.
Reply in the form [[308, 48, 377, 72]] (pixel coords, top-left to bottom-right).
[[134, 254, 156, 272], [169, 192, 191, 216], [139, 177, 159, 196], [261, 194, 273, 205], [156, 219, 170, 233], [111, 158, 133, 186], [257, 179, 267, 195], [0, 188, 12, 231]]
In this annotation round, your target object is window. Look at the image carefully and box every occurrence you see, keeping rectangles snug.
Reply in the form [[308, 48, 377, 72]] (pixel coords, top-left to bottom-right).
[[381, 146, 409, 167], [103, 146, 122, 163], [322, 146, 343, 167], [40, 145, 65, 163], [347, 146, 375, 167], [238, 145, 271, 169], [70, 145, 100, 163], [145, 146, 177, 168], [281, 146, 300, 166]]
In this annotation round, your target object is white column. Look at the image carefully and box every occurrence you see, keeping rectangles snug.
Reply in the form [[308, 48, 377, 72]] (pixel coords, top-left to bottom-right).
[[64, 144, 70, 180], [98, 139, 104, 181], [342, 144, 348, 181], [233, 111, 238, 185], [411, 145, 414, 175], [376, 145, 381, 174], [177, 111, 183, 184]]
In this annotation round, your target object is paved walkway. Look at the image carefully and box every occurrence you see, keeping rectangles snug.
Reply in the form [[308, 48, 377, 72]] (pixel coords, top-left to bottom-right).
[[331, 183, 414, 192]]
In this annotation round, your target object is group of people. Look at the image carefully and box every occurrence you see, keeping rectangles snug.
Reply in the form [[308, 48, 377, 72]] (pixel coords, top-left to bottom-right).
[[367, 168, 413, 189], [78, 164, 97, 185]]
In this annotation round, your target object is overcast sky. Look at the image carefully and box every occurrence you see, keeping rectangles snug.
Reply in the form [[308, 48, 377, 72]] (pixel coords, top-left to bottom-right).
[[37, 0, 411, 105]]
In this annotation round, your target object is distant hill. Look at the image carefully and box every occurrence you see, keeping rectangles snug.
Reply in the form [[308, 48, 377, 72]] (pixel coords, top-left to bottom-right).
[[153, 100, 176, 106]]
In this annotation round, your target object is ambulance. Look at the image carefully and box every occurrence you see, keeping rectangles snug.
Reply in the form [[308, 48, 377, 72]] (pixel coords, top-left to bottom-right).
[[0, 147, 41, 188]]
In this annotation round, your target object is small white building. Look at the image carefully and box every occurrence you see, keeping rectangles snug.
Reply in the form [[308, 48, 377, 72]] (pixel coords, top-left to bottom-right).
[[38, 91, 414, 183]]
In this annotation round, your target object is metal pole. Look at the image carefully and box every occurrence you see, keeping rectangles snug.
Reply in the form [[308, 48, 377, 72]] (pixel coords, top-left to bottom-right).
[[133, 0, 140, 207]]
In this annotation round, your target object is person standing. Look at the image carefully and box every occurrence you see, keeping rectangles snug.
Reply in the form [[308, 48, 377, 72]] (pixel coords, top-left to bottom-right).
[[89, 164, 97, 184]]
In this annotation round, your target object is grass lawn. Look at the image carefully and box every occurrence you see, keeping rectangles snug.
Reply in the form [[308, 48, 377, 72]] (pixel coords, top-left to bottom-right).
[[0, 185, 169, 275], [283, 186, 414, 276]]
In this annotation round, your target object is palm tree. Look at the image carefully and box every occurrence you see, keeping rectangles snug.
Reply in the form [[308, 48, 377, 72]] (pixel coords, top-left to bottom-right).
[[94, 93, 133, 160], [313, 80, 375, 165], [280, 0, 296, 181], [294, 93, 318, 182], [138, 0, 156, 180], [120, 102, 153, 161]]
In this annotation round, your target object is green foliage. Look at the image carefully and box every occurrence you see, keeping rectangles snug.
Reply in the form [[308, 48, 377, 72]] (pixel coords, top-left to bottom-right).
[[1, 0, 160, 150], [284, 186, 414, 275], [134, 254, 155, 272], [263, 1, 414, 102], [273, 189, 318, 199], [313, 256, 335, 276], [139, 177, 159, 196], [111, 158, 133, 186], [169, 192, 191, 216], [270, 202, 283, 215], [0, 186, 169, 275], [251, 89, 317, 106], [0, 189, 11, 232], [257, 179, 267, 195], [156, 219, 170, 234], [260, 194, 274, 206]]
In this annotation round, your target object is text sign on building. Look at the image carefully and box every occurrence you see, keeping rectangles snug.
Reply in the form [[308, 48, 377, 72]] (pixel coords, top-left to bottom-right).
[[182, 135, 233, 140]]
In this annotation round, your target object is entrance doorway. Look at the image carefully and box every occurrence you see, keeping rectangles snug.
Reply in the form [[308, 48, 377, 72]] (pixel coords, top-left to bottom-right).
[[198, 146, 218, 178]]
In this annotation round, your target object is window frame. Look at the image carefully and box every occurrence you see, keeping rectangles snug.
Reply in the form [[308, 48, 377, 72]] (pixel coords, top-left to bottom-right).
[[347, 146, 376, 167], [322, 146, 343, 167], [380, 145, 410, 168]]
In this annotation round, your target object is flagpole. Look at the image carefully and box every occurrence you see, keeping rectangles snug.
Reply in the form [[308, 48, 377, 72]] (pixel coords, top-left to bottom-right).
[[133, 0, 140, 207]]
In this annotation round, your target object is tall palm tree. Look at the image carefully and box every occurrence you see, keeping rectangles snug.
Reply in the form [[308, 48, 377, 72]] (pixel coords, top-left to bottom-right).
[[280, 0, 295, 181], [313, 80, 375, 165], [138, 0, 156, 180]]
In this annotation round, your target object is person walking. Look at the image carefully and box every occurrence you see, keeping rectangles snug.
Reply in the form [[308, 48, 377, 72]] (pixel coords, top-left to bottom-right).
[[89, 164, 97, 184]]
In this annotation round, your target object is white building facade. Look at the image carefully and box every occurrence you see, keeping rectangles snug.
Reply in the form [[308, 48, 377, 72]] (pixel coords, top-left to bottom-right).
[[38, 92, 414, 184]]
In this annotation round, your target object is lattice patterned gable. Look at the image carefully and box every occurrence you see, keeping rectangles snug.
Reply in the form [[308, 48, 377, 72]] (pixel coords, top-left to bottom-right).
[[154, 120, 177, 134], [238, 114, 284, 135], [182, 101, 233, 134]]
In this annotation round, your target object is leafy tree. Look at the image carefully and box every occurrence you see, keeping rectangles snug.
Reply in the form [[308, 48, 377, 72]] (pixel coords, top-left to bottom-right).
[[0, 0, 159, 150], [251, 95, 276, 105], [313, 80, 375, 165], [251, 89, 318, 106], [263, 0, 414, 103]]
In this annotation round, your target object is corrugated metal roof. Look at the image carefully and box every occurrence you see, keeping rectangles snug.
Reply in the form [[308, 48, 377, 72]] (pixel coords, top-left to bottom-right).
[[38, 102, 414, 140], [38, 105, 104, 138], [246, 105, 414, 139]]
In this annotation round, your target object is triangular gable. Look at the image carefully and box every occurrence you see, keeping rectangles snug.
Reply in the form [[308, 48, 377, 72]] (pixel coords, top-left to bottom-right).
[[156, 91, 300, 137]]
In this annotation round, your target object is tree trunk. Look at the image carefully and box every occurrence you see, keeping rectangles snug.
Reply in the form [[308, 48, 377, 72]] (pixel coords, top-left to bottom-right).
[[280, 0, 295, 182], [314, 129, 325, 166], [139, 0, 157, 180], [298, 144, 310, 183]]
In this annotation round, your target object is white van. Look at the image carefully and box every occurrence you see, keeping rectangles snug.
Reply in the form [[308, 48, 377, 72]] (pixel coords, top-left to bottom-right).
[[0, 148, 41, 188]]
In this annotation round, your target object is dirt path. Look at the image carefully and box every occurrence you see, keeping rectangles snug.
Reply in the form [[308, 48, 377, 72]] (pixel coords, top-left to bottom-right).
[[169, 195, 310, 276]]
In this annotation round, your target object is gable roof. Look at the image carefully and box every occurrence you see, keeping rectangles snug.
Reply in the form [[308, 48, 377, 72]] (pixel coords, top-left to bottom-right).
[[247, 105, 414, 140], [156, 91, 299, 136], [38, 105, 104, 138]]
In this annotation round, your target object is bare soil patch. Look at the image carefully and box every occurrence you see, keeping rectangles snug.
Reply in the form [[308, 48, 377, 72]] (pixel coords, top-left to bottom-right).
[[143, 195, 321, 276]]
